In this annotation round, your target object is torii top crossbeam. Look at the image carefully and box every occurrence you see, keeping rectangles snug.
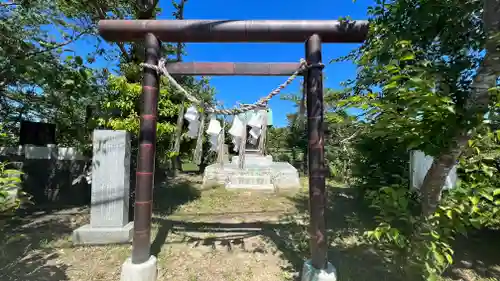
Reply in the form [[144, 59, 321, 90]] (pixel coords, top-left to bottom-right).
[[98, 19, 369, 43]]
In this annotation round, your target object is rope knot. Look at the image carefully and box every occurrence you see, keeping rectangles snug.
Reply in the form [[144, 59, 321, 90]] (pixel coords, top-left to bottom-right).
[[140, 61, 161, 73]]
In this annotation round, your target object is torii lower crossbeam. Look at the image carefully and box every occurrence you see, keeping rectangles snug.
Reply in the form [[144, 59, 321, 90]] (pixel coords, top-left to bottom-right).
[[166, 62, 304, 76]]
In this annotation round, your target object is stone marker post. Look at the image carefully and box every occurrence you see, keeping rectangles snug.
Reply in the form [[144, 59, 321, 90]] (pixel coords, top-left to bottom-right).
[[73, 130, 134, 245]]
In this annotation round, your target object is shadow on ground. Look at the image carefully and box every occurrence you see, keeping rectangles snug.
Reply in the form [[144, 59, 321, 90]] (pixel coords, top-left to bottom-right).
[[444, 229, 500, 280], [152, 218, 279, 253], [0, 214, 78, 281], [152, 177, 201, 216], [0, 172, 202, 281], [148, 184, 402, 281], [273, 186, 405, 281], [277, 185, 500, 281], [150, 177, 201, 256]]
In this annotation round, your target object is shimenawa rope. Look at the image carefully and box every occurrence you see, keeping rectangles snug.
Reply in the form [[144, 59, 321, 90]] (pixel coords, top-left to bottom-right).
[[141, 58, 315, 115]]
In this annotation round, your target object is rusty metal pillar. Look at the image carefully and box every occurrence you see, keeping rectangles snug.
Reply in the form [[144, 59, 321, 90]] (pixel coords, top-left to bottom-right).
[[305, 34, 327, 270], [131, 33, 160, 264]]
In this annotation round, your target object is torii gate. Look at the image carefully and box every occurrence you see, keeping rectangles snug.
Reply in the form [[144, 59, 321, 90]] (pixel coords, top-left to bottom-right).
[[98, 15, 367, 281]]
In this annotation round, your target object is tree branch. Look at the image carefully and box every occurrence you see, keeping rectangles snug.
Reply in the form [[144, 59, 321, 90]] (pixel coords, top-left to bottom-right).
[[89, 0, 130, 61], [138, 0, 160, 19], [340, 130, 361, 143], [0, 2, 17, 6], [175, 0, 187, 62], [26, 31, 89, 57]]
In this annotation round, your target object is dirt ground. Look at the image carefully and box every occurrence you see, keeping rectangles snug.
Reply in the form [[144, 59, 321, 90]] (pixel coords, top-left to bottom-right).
[[1, 175, 500, 281]]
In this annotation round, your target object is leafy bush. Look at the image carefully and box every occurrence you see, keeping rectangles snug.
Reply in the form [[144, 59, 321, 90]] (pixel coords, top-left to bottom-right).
[[0, 162, 29, 215], [351, 130, 410, 192], [362, 128, 500, 280]]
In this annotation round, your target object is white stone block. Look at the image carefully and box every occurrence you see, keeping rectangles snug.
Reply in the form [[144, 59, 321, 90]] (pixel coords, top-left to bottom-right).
[[120, 256, 158, 281], [301, 260, 337, 281], [410, 150, 457, 190]]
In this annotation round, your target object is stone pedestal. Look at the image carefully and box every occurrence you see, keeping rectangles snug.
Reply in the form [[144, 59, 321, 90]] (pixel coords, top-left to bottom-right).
[[203, 152, 300, 191], [120, 256, 158, 281], [301, 260, 337, 281], [73, 130, 133, 245]]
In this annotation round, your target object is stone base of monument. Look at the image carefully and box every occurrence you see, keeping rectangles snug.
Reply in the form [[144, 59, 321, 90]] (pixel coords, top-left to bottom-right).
[[120, 256, 158, 281], [203, 154, 300, 190], [72, 221, 134, 245], [301, 260, 337, 281]]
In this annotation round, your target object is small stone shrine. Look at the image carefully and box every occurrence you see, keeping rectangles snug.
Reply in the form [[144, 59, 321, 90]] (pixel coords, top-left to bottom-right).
[[201, 106, 301, 190]]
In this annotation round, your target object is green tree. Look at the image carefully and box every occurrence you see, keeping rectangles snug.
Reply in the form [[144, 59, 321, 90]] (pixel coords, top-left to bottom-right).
[[0, 1, 104, 146], [343, 0, 500, 216], [336, 0, 500, 278]]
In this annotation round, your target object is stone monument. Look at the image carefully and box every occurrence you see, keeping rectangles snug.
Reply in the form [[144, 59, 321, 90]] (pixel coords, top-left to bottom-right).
[[203, 109, 300, 190], [73, 130, 134, 245], [410, 150, 457, 190]]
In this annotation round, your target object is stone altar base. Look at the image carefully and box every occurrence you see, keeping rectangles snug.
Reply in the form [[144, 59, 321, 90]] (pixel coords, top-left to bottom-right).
[[203, 155, 301, 190]]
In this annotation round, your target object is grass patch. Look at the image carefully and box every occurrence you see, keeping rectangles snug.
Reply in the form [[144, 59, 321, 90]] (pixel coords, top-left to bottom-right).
[[181, 162, 199, 172]]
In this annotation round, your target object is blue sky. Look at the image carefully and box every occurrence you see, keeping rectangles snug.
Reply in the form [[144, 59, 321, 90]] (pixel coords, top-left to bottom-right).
[[73, 0, 374, 127]]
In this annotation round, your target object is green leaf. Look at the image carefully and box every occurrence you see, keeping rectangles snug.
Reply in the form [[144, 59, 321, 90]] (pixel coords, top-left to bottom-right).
[[63, 79, 75, 86], [400, 52, 415, 61], [433, 251, 445, 265], [469, 219, 481, 229], [430, 230, 440, 239], [446, 210, 453, 219], [409, 77, 425, 86], [383, 81, 398, 91], [481, 193, 494, 201], [75, 56, 83, 65], [427, 273, 438, 281], [445, 253, 453, 264], [469, 196, 480, 206], [481, 163, 494, 177]]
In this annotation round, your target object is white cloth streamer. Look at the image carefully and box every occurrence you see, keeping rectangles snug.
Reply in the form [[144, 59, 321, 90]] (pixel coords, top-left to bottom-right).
[[184, 106, 200, 139], [247, 110, 264, 128], [206, 116, 222, 152], [209, 134, 219, 151], [232, 137, 241, 153], [228, 116, 245, 137], [249, 127, 262, 139], [206, 116, 222, 135]]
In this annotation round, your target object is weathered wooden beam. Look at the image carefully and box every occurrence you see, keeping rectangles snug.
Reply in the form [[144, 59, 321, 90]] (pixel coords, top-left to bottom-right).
[[165, 62, 304, 76], [98, 19, 369, 43], [306, 34, 328, 270], [131, 33, 160, 264]]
